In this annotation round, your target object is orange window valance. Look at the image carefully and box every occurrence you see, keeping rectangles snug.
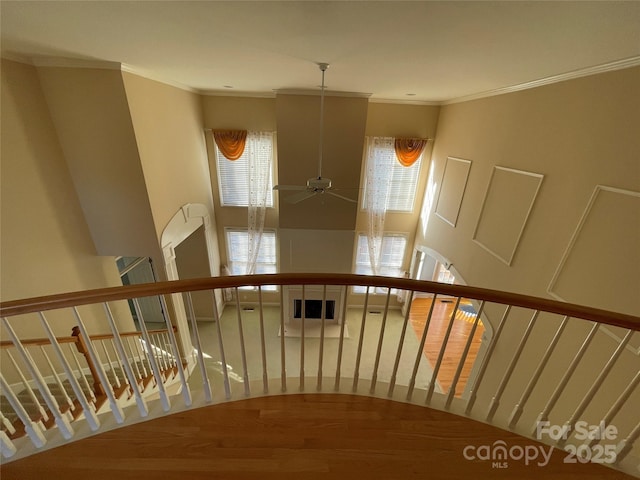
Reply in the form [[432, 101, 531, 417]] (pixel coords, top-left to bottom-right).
[[213, 130, 247, 160], [394, 138, 428, 167]]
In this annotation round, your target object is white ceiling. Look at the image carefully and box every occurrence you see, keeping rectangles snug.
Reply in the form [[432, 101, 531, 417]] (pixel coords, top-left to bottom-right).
[[1, 1, 639, 102]]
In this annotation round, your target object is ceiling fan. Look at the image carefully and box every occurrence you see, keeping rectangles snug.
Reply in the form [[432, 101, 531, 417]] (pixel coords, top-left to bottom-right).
[[273, 63, 357, 205]]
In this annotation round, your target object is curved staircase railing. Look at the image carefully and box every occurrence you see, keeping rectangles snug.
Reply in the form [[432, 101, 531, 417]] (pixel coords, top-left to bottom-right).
[[1, 274, 638, 476]]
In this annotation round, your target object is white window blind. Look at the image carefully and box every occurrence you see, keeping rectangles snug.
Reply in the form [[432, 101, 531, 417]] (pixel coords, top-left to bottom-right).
[[354, 234, 407, 293], [362, 141, 422, 212], [216, 133, 274, 207], [226, 229, 277, 290]]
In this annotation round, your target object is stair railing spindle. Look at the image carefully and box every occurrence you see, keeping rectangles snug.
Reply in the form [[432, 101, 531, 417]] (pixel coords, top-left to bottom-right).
[[486, 310, 539, 422], [103, 303, 148, 417], [132, 299, 170, 411], [185, 292, 212, 402]]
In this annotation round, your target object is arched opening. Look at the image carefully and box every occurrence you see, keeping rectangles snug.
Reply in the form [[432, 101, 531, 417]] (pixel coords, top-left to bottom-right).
[[160, 204, 221, 360]]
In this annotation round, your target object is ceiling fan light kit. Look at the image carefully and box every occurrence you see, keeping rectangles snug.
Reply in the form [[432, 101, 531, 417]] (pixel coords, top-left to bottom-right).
[[273, 63, 357, 205]]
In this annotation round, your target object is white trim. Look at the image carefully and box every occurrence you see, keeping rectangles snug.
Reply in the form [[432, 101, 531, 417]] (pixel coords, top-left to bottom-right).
[[31, 57, 122, 70], [546, 185, 640, 356], [120, 64, 198, 93], [201, 90, 276, 98], [472, 166, 544, 266], [161, 203, 222, 355], [10, 54, 638, 105], [547, 184, 640, 299], [443, 56, 640, 105], [275, 88, 371, 98], [434, 157, 472, 228], [368, 97, 441, 106]]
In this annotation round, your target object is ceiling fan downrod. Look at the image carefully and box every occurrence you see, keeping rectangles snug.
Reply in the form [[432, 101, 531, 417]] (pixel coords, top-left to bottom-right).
[[317, 62, 329, 180]]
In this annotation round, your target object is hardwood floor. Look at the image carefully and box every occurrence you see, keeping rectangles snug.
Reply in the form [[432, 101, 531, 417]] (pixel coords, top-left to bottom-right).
[[410, 297, 485, 395], [1, 394, 631, 479]]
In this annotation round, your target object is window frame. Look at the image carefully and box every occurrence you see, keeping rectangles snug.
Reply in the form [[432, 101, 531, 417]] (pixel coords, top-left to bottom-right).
[[214, 132, 275, 208], [224, 228, 278, 291], [352, 232, 408, 294], [361, 139, 423, 214]]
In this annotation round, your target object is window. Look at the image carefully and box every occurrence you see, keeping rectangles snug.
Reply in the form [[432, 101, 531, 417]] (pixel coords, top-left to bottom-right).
[[362, 140, 422, 212], [353, 234, 407, 293], [215, 132, 274, 207], [226, 229, 277, 290]]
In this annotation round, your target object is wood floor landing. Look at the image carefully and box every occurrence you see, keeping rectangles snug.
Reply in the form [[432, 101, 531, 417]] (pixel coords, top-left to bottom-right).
[[1, 394, 631, 480]]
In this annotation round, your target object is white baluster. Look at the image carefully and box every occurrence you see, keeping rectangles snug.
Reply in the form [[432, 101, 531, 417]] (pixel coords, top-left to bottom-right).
[[615, 419, 640, 464], [388, 290, 414, 397], [38, 312, 100, 430], [465, 305, 510, 415], [352, 286, 370, 392], [334, 285, 349, 391], [99, 340, 120, 389], [234, 288, 250, 397], [102, 303, 148, 417], [426, 297, 462, 404], [0, 374, 46, 448], [133, 334, 151, 380], [5, 351, 49, 422], [532, 322, 599, 435], [185, 292, 212, 402], [316, 285, 327, 391], [557, 329, 633, 448], [125, 337, 143, 383], [258, 287, 269, 394], [158, 295, 191, 406], [39, 345, 74, 410], [211, 290, 231, 399], [0, 430, 17, 458], [445, 301, 486, 409], [67, 344, 96, 404], [486, 310, 539, 422], [299, 285, 305, 391], [132, 299, 170, 411], [13, 347, 75, 437], [588, 369, 640, 448], [279, 287, 287, 393], [407, 294, 438, 401], [110, 339, 131, 390], [72, 308, 124, 424], [0, 411, 15, 435], [508, 315, 568, 428], [370, 289, 392, 394]]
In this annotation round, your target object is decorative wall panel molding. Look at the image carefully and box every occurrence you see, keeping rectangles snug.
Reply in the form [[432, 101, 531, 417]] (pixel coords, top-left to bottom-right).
[[548, 185, 640, 352], [472, 166, 544, 265], [435, 157, 472, 227]]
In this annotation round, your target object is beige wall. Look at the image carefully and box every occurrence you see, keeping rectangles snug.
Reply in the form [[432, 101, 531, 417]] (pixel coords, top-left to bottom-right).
[[0, 59, 134, 339], [122, 73, 215, 260], [417, 67, 640, 316], [36, 66, 158, 258]]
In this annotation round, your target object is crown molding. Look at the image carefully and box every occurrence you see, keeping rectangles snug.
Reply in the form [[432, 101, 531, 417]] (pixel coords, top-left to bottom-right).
[[443, 55, 640, 105], [200, 89, 276, 98], [1, 52, 36, 65], [31, 56, 122, 71], [275, 88, 371, 98], [369, 97, 441, 106], [120, 63, 198, 93]]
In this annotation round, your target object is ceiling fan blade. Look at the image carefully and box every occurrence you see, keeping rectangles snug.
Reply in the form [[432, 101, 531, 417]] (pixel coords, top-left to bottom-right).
[[326, 191, 357, 203], [274, 185, 307, 191], [285, 190, 317, 204]]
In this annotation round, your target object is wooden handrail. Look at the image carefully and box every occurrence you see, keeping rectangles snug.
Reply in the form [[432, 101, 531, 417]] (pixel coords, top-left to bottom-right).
[[0, 328, 172, 348], [0, 336, 78, 348], [0, 273, 638, 330]]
